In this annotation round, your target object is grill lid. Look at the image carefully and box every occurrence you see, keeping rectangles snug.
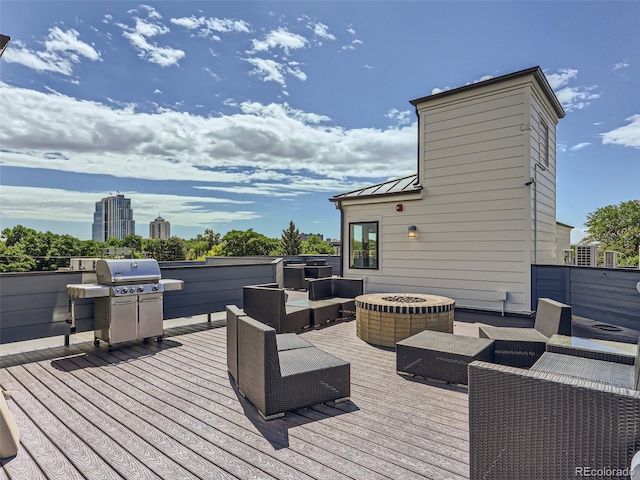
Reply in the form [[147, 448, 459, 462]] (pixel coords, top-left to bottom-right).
[[95, 259, 161, 285]]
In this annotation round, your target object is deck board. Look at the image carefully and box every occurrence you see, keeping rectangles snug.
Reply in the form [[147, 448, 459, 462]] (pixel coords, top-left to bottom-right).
[[1, 318, 470, 479]]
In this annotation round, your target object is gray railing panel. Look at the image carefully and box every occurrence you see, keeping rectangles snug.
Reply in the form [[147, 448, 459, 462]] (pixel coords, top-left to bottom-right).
[[0, 262, 280, 345], [532, 265, 640, 330]]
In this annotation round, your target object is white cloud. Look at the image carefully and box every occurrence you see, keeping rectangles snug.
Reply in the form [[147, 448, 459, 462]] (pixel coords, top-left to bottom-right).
[[139, 4, 162, 20], [245, 57, 287, 85], [386, 108, 412, 126], [431, 86, 451, 95], [244, 57, 307, 86], [0, 186, 258, 228], [2, 27, 101, 75], [468, 75, 493, 85], [310, 22, 336, 40], [153, 88, 162, 94], [249, 28, 307, 55], [347, 27, 356, 35], [569, 142, 591, 151], [0, 82, 417, 188], [341, 39, 362, 51], [545, 68, 578, 90], [545, 68, 600, 112], [614, 62, 630, 70], [117, 9, 185, 67], [170, 15, 251, 39], [600, 115, 640, 149]]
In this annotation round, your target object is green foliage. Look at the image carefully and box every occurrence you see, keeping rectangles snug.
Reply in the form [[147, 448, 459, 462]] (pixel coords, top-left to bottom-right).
[[581, 200, 640, 267], [1, 225, 102, 271], [280, 221, 302, 255], [220, 229, 279, 256], [0, 223, 328, 271], [149, 236, 187, 261], [121, 234, 143, 252], [301, 235, 335, 254]]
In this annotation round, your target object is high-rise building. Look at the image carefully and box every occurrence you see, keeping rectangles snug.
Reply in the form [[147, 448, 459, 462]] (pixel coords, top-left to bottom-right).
[[92, 193, 135, 242], [149, 216, 170, 240]]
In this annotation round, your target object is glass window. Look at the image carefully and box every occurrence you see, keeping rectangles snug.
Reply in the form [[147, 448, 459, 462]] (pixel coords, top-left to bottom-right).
[[539, 118, 549, 166], [349, 222, 378, 269]]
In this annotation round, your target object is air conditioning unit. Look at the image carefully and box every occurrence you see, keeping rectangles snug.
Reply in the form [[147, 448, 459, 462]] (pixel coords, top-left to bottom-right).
[[575, 245, 598, 266], [69, 258, 100, 271], [604, 251, 618, 268], [563, 249, 575, 265]]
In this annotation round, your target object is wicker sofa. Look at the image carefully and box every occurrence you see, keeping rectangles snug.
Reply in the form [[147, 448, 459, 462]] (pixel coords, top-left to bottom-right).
[[242, 283, 310, 333], [469, 334, 640, 480], [478, 297, 572, 367], [283, 260, 333, 290], [308, 278, 363, 314], [226, 307, 350, 419]]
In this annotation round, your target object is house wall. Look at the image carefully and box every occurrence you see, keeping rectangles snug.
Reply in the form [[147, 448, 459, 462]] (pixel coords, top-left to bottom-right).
[[527, 85, 560, 266], [556, 223, 573, 264], [340, 73, 561, 314]]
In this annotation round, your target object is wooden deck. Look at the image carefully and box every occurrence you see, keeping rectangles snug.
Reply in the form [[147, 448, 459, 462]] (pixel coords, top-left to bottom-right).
[[1, 318, 470, 479]]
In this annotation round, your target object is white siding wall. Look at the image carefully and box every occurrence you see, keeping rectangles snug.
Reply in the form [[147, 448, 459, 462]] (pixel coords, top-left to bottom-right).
[[556, 223, 572, 264], [341, 73, 561, 315], [528, 85, 559, 266]]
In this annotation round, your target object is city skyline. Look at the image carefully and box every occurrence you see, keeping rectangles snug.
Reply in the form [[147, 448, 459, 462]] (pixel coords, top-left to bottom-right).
[[0, 2, 638, 242]]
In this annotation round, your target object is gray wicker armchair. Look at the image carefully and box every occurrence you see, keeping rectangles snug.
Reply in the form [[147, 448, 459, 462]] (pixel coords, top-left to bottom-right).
[[233, 314, 350, 419], [479, 297, 572, 367], [243, 284, 310, 333], [469, 334, 640, 479], [307, 277, 364, 322]]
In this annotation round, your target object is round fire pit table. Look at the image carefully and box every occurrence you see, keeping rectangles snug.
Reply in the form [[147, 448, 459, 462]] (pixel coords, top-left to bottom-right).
[[355, 293, 455, 347]]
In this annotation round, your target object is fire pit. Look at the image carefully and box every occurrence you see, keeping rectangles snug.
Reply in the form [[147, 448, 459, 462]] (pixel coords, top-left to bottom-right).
[[355, 293, 455, 347]]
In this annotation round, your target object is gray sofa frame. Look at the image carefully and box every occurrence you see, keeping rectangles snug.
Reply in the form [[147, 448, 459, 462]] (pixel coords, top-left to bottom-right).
[[469, 333, 640, 479], [469, 359, 640, 479], [308, 277, 363, 316], [478, 297, 572, 367], [227, 308, 350, 419], [283, 263, 333, 290], [243, 283, 310, 333]]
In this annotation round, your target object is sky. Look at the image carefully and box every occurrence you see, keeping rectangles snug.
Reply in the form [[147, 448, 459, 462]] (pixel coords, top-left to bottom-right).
[[0, 1, 638, 243]]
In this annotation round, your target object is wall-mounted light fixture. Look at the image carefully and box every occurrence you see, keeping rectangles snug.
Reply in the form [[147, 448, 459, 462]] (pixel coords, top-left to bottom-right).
[[408, 225, 417, 238]]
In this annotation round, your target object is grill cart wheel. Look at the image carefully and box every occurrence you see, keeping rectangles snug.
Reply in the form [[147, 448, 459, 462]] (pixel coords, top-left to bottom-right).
[[94, 338, 100, 347], [108, 345, 113, 352], [157, 336, 163, 343]]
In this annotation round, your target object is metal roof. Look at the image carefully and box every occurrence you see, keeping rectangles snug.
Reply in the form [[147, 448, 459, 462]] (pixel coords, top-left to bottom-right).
[[330, 174, 422, 202]]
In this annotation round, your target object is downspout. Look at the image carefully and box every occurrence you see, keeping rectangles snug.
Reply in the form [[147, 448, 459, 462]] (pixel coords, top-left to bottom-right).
[[414, 105, 421, 186], [336, 200, 344, 277]]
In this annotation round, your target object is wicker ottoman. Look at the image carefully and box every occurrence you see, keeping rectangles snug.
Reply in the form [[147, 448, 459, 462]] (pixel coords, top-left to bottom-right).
[[397, 331, 495, 385]]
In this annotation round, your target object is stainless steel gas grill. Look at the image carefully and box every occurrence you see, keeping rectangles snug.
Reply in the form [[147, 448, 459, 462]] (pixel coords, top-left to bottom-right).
[[66, 259, 183, 351]]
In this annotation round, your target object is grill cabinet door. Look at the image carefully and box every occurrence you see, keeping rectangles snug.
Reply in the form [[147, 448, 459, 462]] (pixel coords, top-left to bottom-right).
[[137, 293, 164, 339], [108, 297, 138, 344]]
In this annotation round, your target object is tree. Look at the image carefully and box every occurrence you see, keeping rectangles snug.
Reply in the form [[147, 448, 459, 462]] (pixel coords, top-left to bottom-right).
[[150, 237, 186, 261], [581, 200, 640, 267], [280, 221, 302, 255], [122, 234, 143, 253], [220, 229, 278, 256], [301, 235, 335, 255]]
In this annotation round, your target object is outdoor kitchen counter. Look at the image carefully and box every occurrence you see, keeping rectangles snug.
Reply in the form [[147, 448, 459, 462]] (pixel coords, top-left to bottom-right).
[[355, 293, 455, 348]]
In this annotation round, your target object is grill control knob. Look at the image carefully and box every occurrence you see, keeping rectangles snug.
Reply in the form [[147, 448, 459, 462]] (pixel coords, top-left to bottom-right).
[[122, 287, 128, 293], [138, 286, 145, 292], [152, 284, 159, 291]]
